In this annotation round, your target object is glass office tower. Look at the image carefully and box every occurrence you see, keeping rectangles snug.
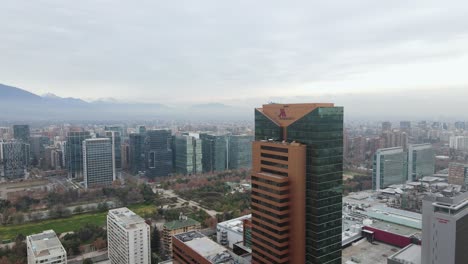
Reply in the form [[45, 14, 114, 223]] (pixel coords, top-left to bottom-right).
[[65, 131, 91, 179], [145, 129, 173, 178], [252, 103, 343, 264]]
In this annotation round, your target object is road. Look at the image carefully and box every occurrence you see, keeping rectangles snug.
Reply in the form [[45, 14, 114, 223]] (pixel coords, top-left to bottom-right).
[[154, 188, 221, 217]]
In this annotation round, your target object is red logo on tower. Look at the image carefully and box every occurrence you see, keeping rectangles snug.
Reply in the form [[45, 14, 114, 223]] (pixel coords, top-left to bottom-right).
[[278, 109, 287, 119]]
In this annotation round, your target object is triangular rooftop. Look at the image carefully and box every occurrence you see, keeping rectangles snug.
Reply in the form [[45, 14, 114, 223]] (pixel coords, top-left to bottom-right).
[[256, 103, 334, 127]]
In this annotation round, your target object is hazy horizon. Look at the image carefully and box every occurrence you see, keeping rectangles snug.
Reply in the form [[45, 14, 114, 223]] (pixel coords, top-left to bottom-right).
[[1, 1, 468, 120]]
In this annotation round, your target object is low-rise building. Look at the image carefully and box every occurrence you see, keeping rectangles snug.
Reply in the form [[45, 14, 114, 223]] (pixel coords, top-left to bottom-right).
[[216, 214, 251, 249], [162, 216, 201, 257], [387, 244, 421, 264], [26, 230, 67, 264], [172, 231, 250, 264]]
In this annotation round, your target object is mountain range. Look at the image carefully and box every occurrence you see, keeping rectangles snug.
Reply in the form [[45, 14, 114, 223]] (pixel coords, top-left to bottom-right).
[[0, 83, 249, 121]]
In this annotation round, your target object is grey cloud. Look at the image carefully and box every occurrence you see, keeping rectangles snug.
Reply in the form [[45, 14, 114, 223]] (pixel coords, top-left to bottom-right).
[[0, 0, 467, 103]]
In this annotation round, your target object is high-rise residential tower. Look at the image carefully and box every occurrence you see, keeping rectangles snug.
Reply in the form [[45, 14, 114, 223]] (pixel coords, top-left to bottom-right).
[[107, 208, 151, 264], [252, 103, 343, 264], [145, 129, 173, 178], [83, 138, 115, 189], [0, 140, 30, 179], [65, 131, 91, 178]]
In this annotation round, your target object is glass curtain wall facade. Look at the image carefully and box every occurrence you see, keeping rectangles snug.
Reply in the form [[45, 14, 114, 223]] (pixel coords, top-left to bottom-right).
[[175, 135, 202, 175], [0, 141, 30, 179], [145, 129, 173, 178], [201, 133, 228, 173], [65, 131, 91, 178], [13, 125, 30, 143], [252, 103, 343, 264], [407, 143, 435, 182], [129, 133, 146, 175], [228, 135, 254, 170], [83, 138, 114, 189]]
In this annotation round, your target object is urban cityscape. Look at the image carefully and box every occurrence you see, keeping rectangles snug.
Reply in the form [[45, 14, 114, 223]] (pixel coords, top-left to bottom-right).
[[1, 1, 468, 264]]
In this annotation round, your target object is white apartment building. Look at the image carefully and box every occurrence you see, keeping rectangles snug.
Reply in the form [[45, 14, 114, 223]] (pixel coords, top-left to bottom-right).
[[107, 207, 151, 264], [26, 230, 67, 264]]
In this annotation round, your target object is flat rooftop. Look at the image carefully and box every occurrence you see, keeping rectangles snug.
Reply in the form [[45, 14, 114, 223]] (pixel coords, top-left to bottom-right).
[[388, 244, 421, 264], [217, 214, 251, 234], [27, 230, 65, 258], [367, 220, 421, 238], [164, 217, 200, 231], [342, 239, 400, 264], [174, 231, 243, 264], [363, 205, 422, 229], [108, 207, 146, 229]]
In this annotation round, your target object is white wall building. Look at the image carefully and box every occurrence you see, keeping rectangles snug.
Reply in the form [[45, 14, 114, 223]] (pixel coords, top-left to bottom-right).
[[421, 192, 468, 264], [107, 207, 151, 264], [27, 230, 67, 264], [216, 214, 251, 249], [449, 136, 468, 151]]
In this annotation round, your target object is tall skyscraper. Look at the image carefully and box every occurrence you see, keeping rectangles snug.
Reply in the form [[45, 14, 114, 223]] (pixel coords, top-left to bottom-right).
[[107, 208, 151, 264], [83, 138, 115, 189], [407, 143, 435, 182], [129, 133, 146, 175], [13, 124, 30, 143], [105, 131, 122, 178], [65, 131, 91, 178], [174, 134, 202, 175], [26, 230, 67, 264], [137, 125, 146, 134], [0, 140, 30, 179], [228, 134, 254, 170], [145, 129, 172, 178], [200, 133, 228, 173], [252, 103, 343, 264], [30, 135, 50, 166], [421, 192, 468, 264], [372, 147, 407, 190]]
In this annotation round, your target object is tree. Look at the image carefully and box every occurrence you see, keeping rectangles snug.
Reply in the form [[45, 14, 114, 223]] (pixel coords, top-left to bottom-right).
[[73, 206, 84, 214], [151, 226, 162, 256], [83, 259, 93, 264], [93, 238, 107, 250]]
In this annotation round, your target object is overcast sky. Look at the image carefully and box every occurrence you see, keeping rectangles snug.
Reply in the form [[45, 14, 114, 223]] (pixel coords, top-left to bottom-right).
[[1, 0, 468, 107]]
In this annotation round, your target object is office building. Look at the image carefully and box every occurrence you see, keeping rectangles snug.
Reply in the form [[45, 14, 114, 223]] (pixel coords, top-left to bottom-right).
[[26, 230, 67, 264], [129, 133, 146, 175], [228, 135, 254, 170], [0, 140, 30, 179], [121, 142, 130, 170], [174, 134, 202, 175], [407, 144, 435, 182], [105, 131, 122, 178], [65, 131, 91, 178], [172, 231, 249, 264], [217, 214, 252, 249], [83, 138, 115, 189], [400, 121, 411, 134], [373, 147, 408, 190], [201, 133, 228, 173], [105, 125, 125, 137], [387, 244, 421, 264], [145, 129, 173, 178], [421, 192, 468, 264], [13, 124, 30, 143], [44, 146, 63, 170], [382, 121, 392, 132], [449, 136, 468, 151], [252, 103, 343, 264], [448, 163, 468, 186], [162, 216, 201, 257], [30, 135, 50, 165], [137, 125, 146, 134], [107, 207, 151, 264]]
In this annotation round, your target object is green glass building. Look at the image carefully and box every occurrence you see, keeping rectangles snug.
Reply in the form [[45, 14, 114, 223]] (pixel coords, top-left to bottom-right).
[[253, 103, 343, 264]]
